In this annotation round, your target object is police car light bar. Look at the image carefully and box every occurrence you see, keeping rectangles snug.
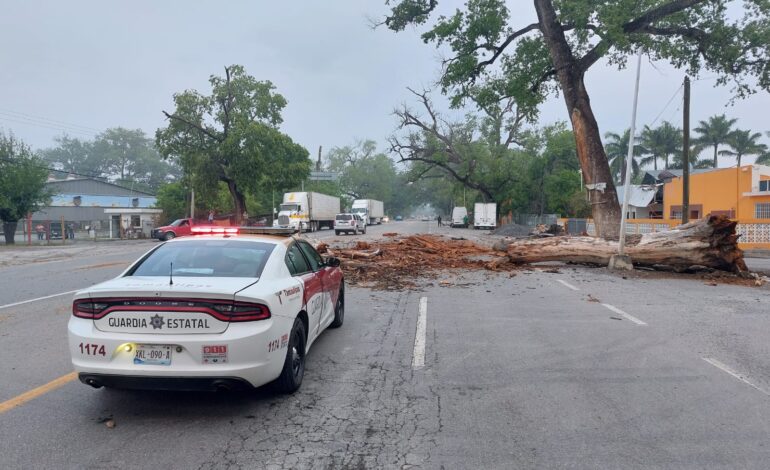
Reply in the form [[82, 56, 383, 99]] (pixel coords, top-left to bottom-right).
[[191, 226, 239, 235], [237, 226, 298, 236]]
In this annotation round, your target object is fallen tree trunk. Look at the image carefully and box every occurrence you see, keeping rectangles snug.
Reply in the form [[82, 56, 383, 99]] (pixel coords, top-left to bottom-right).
[[494, 215, 747, 273]]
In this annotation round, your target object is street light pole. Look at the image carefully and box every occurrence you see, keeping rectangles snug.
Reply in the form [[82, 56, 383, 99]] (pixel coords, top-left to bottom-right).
[[611, 52, 642, 270]]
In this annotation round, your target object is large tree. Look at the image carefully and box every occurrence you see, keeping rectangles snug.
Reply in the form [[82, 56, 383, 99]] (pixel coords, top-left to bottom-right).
[[719, 129, 767, 166], [326, 140, 400, 207], [694, 114, 738, 168], [43, 130, 179, 191], [390, 89, 525, 204], [42, 135, 103, 177], [384, 0, 770, 238], [0, 133, 50, 244], [156, 65, 310, 223]]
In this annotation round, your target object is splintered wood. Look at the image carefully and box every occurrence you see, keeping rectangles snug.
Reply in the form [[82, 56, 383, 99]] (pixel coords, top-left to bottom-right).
[[316, 234, 513, 290]]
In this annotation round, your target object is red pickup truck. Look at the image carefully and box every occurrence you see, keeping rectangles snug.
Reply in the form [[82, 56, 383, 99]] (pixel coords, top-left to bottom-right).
[[151, 218, 211, 241]]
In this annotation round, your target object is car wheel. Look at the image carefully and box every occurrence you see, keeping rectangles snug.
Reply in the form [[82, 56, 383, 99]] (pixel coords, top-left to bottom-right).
[[330, 283, 344, 328], [362, 225, 366, 234], [275, 317, 306, 394], [164, 231, 175, 241], [335, 230, 340, 236]]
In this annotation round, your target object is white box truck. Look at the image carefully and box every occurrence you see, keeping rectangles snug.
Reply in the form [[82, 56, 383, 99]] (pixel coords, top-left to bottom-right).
[[474, 202, 497, 230], [351, 199, 384, 225], [450, 206, 468, 228], [275, 192, 340, 232]]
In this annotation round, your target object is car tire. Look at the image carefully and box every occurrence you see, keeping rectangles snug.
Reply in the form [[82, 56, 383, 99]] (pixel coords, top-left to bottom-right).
[[163, 231, 175, 241], [335, 230, 340, 236], [275, 317, 306, 394], [362, 225, 366, 234], [330, 282, 344, 328]]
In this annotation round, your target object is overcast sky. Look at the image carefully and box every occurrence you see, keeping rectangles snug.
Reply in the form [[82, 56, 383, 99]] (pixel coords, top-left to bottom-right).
[[1, 0, 768, 167]]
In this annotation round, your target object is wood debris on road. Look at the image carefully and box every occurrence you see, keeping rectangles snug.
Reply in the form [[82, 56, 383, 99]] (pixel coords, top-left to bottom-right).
[[316, 234, 513, 290]]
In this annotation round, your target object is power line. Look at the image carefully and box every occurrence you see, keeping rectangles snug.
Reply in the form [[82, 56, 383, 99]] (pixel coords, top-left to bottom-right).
[[0, 108, 102, 133], [0, 155, 106, 180], [646, 83, 683, 129], [0, 115, 99, 137]]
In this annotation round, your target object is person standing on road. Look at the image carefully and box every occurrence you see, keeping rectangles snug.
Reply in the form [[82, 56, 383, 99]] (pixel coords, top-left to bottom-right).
[[437, 215, 442, 227], [208, 210, 215, 224], [35, 224, 45, 240]]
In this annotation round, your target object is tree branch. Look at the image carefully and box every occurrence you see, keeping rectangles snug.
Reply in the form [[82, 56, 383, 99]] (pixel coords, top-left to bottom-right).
[[473, 23, 540, 75], [578, 0, 709, 71], [162, 111, 223, 143]]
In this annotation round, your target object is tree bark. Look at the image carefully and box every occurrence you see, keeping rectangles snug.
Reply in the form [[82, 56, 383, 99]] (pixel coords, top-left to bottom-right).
[[225, 179, 247, 224], [534, 0, 621, 239], [2, 221, 18, 244], [494, 215, 747, 273]]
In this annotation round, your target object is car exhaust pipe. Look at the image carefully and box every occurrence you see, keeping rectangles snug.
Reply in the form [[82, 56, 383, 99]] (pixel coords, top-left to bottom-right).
[[85, 378, 103, 389], [212, 380, 231, 392]]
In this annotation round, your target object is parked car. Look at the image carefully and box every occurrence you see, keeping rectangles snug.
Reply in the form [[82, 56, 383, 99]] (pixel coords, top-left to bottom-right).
[[334, 213, 366, 235], [395, 216, 403, 221], [382, 216, 390, 223], [68, 227, 345, 393]]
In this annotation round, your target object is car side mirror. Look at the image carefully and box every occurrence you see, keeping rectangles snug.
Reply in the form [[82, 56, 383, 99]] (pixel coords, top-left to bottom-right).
[[326, 257, 341, 268]]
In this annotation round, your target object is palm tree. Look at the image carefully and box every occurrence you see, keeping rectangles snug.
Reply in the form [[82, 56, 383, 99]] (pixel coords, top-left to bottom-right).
[[604, 129, 645, 184], [670, 143, 710, 169], [694, 114, 738, 168], [719, 129, 768, 166], [757, 152, 770, 165], [640, 121, 682, 170]]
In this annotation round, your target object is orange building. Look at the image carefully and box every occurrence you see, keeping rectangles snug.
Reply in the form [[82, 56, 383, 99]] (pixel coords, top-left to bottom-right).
[[661, 165, 770, 248], [663, 165, 770, 221]]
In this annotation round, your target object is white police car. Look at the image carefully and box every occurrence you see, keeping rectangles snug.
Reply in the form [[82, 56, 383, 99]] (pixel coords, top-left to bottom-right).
[[68, 227, 344, 393]]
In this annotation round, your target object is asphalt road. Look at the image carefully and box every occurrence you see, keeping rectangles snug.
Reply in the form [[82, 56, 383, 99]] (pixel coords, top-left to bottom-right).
[[1, 222, 770, 469]]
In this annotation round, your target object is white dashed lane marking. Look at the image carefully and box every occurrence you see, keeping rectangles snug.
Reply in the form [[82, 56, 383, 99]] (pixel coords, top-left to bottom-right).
[[601, 303, 648, 326], [556, 279, 580, 291], [702, 357, 770, 397], [0, 289, 81, 310], [412, 297, 428, 369]]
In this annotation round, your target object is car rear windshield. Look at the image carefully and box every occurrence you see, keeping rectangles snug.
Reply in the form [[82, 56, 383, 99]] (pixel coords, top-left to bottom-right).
[[128, 240, 275, 278], [336, 214, 352, 221]]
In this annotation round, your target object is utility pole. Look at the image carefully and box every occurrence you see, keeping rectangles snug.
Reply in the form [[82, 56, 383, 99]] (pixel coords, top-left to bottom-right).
[[190, 188, 195, 220], [612, 52, 642, 271], [682, 76, 690, 224]]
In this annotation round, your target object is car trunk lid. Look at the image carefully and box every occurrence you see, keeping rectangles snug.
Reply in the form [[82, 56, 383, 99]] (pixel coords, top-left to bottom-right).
[[84, 276, 258, 335]]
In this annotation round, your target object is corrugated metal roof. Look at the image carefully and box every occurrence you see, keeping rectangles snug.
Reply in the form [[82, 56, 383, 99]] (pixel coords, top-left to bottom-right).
[[45, 178, 155, 197], [616, 185, 657, 208]]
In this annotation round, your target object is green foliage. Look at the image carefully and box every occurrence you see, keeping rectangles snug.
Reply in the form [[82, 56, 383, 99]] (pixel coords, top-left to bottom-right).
[[603, 129, 644, 184], [512, 124, 587, 217], [694, 114, 738, 167], [156, 65, 310, 222], [42, 135, 103, 177], [719, 129, 767, 166], [154, 182, 189, 224], [42, 129, 179, 192], [326, 140, 400, 210], [640, 121, 682, 170], [386, 0, 770, 109], [544, 168, 589, 217], [0, 133, 51, 243]]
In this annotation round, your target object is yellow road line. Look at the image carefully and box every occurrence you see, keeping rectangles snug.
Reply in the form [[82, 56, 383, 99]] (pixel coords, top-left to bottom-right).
[[0, 372, 77, 415]]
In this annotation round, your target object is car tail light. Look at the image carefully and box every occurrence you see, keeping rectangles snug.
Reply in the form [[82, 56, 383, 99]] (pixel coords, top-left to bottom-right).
[[72, 299, 109, 319], [72, 297, 270, 322], [211, 301, 271, 322], [191, 226, 239, 235]]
